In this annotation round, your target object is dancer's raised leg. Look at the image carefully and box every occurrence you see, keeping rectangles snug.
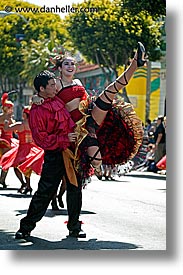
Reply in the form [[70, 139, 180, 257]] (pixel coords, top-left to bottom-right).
[[91, 42, 146, 126]]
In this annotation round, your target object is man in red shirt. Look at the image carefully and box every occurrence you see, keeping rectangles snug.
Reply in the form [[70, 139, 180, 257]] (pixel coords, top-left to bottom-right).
[[15, 70, 86, 239]]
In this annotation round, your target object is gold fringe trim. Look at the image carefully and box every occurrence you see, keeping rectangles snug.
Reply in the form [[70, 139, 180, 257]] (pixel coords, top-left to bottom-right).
[[116, 102, 144, 160], [62, 99, 91, 184], [74, 100, 90, 171], [62, 148, 78, 187]]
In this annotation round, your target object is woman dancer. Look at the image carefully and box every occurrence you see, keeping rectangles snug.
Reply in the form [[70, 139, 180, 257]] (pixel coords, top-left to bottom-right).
[[0, 93, 19, 188], [0, 106, 44, 194], [33, 42, 146, 185]]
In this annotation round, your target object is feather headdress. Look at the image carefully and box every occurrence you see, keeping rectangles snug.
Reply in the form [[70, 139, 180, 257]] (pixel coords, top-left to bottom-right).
[[23, 105, 31, 115], [1, 93, 14, 108]]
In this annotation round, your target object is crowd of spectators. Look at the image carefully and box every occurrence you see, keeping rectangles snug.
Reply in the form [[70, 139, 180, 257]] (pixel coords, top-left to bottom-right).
[[133, 116, 166, 174]]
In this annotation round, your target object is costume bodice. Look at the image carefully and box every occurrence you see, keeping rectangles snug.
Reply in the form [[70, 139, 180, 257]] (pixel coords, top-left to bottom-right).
[[57, 83, 87, 103], [57, 82, 87, 122], [0, 123, 13, 142], [18, 129, 33, 144]]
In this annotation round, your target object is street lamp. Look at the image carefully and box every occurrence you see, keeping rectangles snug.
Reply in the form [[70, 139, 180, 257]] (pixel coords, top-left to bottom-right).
[[0, 11, 28, 23], [0, 10, 28, 43]]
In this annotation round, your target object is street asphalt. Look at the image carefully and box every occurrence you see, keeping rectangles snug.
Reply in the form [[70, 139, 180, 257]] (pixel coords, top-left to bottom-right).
[[0, 168, 166, 250]]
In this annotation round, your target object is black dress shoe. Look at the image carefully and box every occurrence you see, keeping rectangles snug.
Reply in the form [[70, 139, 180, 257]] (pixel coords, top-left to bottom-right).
[[69, 229, 86, 238], [15, 230, 30, 239], [137, 42, 146, 67]]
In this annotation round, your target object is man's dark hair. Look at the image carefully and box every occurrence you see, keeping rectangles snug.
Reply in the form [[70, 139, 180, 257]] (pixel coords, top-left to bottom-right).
[[157, 115, 164, 122], [33, 70, 55, 93]]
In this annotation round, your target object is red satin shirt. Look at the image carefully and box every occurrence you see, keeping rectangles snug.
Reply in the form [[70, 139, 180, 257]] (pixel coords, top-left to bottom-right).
[[29, 96, 75, 151]]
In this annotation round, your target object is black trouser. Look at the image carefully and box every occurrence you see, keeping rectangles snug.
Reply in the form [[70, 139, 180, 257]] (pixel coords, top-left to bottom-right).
[[19, 149, 82, 234]]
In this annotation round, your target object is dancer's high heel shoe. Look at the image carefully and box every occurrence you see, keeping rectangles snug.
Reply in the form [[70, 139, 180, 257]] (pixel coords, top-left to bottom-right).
[[17, 182, 26, 193], [23, 187, 32, 195], [135, 42, 147, 67], [0, 181, 7, 188], [94, 166, 103, 180]]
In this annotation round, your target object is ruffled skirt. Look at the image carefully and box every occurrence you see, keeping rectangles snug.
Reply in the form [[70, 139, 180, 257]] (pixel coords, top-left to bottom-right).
[[75, 102, 143, 178], [0, 142, 44, 175], [0, 138, 19, 158]]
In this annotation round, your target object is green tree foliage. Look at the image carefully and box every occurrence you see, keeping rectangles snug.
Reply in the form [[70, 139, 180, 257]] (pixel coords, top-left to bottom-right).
[[20, 34, 63, 84], [123, 0, 166, 58], [0, 0, 166, 95], [123, 0, 166, 18], [67, 0, 164, 75], [0, 0, 66, 91]]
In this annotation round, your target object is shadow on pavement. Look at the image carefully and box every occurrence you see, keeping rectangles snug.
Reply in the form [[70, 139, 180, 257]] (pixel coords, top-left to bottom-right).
[[126, 173, 166, 181], [0, 229, 140, 250], [0, 193, 32, 199], [0, 230, 140, 251], [0, 187, 19, 191], [21, 235, 140, 250], [14, 208, 96, 217], [101, 179, 130, 183]]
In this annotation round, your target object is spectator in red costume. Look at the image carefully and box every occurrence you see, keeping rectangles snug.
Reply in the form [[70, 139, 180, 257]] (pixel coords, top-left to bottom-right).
[[0, 93, 19, 188], [0, 106, 44, 194]]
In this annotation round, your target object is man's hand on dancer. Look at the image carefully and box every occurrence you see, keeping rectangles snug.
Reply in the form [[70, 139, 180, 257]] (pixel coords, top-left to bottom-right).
[[68, 132, 77, 142], [31, 94, 44, 105]]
